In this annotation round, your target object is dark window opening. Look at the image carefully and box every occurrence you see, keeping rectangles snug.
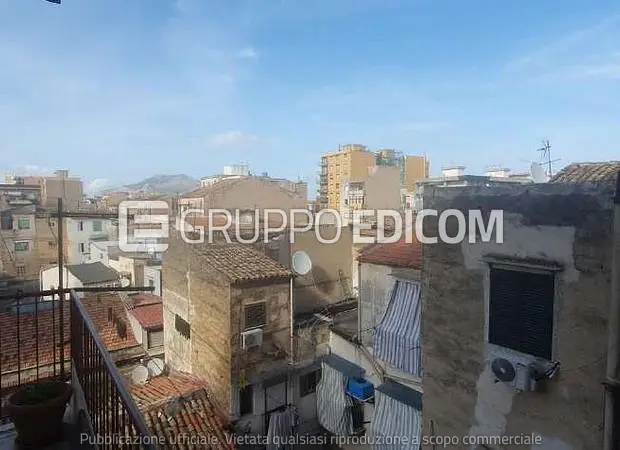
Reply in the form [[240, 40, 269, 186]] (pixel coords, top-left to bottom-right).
[[488, 267, 554, 360], [175, 314, 191, 339], [244, 302, 266, 330], [299, 369, 321, 397], [239, 385, 253, 416]]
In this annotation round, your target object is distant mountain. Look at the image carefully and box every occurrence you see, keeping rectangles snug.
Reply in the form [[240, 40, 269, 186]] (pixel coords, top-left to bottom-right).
[[111, 174, 200, 195]]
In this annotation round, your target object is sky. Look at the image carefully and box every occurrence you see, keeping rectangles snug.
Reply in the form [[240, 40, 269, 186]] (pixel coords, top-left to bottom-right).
[[0, 0, 619, 196]]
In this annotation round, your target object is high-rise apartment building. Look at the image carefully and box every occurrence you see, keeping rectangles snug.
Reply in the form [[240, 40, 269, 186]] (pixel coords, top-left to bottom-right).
[[318, 145, 429, 212], [318, 144, 376, 210]]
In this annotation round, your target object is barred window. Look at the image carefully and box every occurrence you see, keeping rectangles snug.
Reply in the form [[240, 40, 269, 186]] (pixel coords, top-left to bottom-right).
[[244, 302, 266, 330]]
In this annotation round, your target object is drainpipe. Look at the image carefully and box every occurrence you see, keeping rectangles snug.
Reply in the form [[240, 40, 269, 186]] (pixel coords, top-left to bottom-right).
[[357, 259, 362, 341], [289, 276, 295, 365], [604, 171, 620, 450]]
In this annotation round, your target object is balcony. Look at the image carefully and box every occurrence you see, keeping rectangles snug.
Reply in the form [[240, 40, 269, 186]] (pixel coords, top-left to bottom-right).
[[0, 289, 155, 450]]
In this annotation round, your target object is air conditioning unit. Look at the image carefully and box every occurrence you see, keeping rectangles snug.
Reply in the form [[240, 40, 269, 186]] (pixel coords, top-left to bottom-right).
[[241, 328, 263, 349], [491, 358, 538, 392]]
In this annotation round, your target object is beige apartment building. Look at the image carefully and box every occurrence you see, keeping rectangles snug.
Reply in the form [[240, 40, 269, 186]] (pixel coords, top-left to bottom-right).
[[318, 145, 429, 214], [41, 170, 84, 209], [318, 144, 376, 210]]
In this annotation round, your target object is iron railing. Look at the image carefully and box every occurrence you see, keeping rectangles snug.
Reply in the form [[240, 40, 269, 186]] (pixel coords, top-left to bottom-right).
[[0, 291, 71, 417], [0, 287, 156, 448], [71, 289, 156, 449]]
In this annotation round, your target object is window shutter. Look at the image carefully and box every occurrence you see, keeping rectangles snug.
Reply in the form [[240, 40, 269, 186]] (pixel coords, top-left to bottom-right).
[[489, 268, 554, 360]]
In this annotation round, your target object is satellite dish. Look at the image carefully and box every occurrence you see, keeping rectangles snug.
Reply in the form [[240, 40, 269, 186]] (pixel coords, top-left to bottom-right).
[[147, 358, 165, 377], [530, 162, 547, 183], [291, 250, 312, 275], [120, 277, 130, 287], [491, 358, 516, 382], [130, 364, 149, 384]]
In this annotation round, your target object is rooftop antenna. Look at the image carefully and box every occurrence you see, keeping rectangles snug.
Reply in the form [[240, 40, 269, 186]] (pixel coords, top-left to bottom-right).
[[537, 139, 561, 179]]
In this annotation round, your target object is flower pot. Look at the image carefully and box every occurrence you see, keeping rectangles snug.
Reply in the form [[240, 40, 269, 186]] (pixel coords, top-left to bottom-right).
[[4, 380, 72, 449]]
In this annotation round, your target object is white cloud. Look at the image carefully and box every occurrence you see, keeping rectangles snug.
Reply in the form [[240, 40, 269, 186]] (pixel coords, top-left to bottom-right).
[[208, 131, 259, 147], [5, 165, 53, 177], [237, 46, 259, 59], [504, 14, 620, 83], [84, 178, 109, 195]]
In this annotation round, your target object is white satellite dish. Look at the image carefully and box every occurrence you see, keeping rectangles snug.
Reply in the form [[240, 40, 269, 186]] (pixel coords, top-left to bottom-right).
[[291, 250, 312, 275], [130, 364, 149, 384], [120, 277, 130, 287], [147, 358, 165, 377], [530, 162, 548, 183]]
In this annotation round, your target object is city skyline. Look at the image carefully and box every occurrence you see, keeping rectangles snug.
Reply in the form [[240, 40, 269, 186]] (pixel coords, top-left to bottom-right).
[[1, 0, 619, 193]]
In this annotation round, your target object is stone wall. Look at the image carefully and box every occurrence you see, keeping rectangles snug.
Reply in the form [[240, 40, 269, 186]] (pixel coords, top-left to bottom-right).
[[230, 279, 291, 382], [163, 233, 232, 413], [421, 182, 615, 450]]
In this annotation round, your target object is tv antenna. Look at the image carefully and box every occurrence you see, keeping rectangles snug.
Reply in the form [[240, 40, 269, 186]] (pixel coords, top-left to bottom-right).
[[537, 139, 561, 179]]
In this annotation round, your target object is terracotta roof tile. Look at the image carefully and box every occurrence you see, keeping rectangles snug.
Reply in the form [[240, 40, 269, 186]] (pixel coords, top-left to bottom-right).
[[192, 243, 292, 283], [0, 293, 140, 378], [358, 233, 422, 269], [130, 373, 235, 450], [130, 293, 163, 307], [550, 161, 620, 183], [131, 303, 163, 329]]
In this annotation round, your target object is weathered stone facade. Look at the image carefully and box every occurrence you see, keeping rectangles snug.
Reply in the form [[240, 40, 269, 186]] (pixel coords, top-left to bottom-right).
[[163, 233, 292, 418], [421, 182, 615, 450]]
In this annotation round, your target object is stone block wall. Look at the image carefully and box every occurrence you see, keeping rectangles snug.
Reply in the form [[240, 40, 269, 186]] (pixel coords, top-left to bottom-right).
[[421, 182, 615, 450]]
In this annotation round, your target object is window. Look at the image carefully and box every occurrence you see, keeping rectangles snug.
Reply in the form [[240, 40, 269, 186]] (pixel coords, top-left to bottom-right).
[[17, 218, 30, 230], [239, 385, 253, 416], [14, 241, 29, 252], [148, 329, 164, 348], [92, 220, 102, 232], [78, 221, 84, 231], [175, 314, 191, 339], [48, 240, 56, 248], [79, 243, 86, 253], [299, 369, 321, 397], [488, 267, 555, 360], [16, 265, 26, 276], [148, 279, 154, 287], [244, 302, 266, 330]]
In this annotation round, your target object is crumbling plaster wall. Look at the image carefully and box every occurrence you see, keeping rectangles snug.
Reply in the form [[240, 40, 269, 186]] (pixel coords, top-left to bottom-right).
[[421, 182, 614, 450]]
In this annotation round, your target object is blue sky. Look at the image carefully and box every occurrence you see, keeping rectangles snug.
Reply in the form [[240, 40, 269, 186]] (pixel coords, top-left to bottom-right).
[[0, 0, 619, 195]]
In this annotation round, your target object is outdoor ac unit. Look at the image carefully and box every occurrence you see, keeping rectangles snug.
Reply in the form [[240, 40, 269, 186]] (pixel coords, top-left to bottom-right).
[[241, 328, 263, 349], [490, 358, 538, 392]]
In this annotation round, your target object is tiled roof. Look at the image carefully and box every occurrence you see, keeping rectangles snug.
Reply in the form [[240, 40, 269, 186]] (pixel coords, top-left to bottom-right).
[[130, 293, 162, 307], [0, 293, 139, 379], [192, 243, 292, 283], [358, 233, 422, 269], [550, 161, 620, 183], [66, 262, 119, 284], [130, 303, 163, 329], [130, 373, 234, 450]]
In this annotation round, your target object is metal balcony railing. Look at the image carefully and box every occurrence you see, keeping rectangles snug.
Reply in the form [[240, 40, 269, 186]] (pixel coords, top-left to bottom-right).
[[0, 287, 156, 449], [70, 289, 155, 449]]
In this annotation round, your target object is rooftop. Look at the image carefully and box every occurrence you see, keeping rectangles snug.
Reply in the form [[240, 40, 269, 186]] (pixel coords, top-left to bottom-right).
[[130, 303, 163, 329], [66, 262, 119, 284], [192, 243, 292, 283], [129, 373, 234, 450], [550, 161, 620, 183], [358, 233, 422, 269], [0, 293, 139, 385]]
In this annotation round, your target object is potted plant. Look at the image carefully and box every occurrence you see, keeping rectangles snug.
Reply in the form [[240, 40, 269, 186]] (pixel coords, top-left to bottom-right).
[[4, 379, 72, 448]]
